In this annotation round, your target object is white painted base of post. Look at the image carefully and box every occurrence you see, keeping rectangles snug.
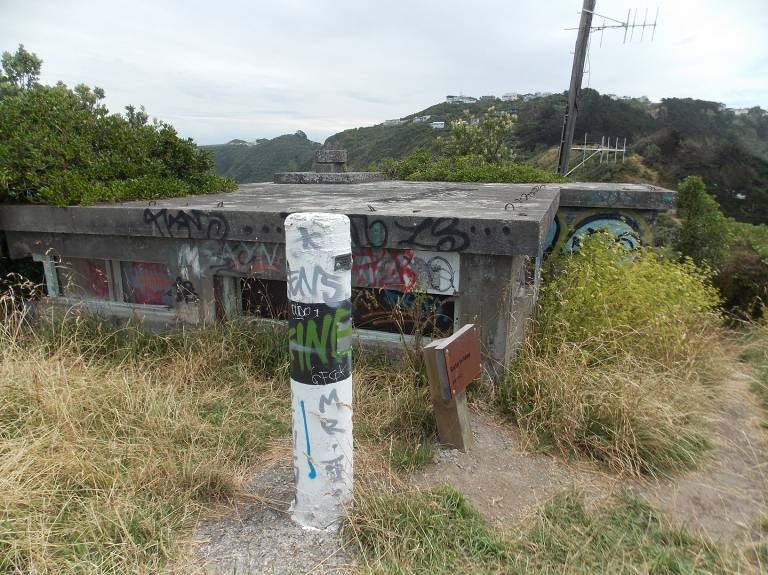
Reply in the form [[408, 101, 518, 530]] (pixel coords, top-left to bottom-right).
[[289, 379, 353, 530]]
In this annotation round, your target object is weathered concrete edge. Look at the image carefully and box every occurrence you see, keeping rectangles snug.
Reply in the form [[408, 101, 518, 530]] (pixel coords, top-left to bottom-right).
[[0, 203, 557, 258], [551, 183, 677, 210]]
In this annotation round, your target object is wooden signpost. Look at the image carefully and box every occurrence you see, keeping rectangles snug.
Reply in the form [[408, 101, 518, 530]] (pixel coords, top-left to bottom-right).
[[422, 324, 481, 451]]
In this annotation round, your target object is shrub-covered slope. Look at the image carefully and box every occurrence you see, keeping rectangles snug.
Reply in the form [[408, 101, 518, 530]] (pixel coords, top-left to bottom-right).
[[204, 131, 321, 183]]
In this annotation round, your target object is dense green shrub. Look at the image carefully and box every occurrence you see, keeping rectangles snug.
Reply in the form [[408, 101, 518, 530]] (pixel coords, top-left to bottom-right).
[[502, 233, 722, 474], [0, 45, 236, 206], [675, 176, 768, 316], [378, 109, 567, 184], [537, 232, 721, 361], [381, 151, 567, 184], [437, 107, 516, 163], [714, 221, 768, 317], [676, 176, 732, 268]]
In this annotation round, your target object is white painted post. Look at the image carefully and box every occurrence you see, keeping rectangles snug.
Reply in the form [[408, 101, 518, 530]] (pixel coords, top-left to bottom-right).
[[285, 213, 353, 530]]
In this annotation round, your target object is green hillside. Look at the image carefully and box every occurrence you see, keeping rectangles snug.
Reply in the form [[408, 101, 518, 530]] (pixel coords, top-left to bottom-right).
[[206, 92, 767, 224], [204, 131, 320, 183], [325, 99, 515, 169], [326, 91, 768, 225]]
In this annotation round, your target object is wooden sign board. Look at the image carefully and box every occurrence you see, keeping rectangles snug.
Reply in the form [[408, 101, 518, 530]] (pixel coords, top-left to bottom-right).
[[422, 324, 480, 451], [434, 324, 482, 398]]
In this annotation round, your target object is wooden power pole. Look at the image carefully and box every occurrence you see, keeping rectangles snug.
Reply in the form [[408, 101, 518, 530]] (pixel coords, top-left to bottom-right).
[[557, 0, 596, 176]]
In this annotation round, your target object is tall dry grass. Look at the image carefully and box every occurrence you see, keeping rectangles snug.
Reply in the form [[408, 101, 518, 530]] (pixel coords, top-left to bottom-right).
[[0, 289, 433, 573], [501, 233, 726, 475]]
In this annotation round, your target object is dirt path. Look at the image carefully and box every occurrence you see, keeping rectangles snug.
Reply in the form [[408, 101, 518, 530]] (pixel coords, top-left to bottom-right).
[[411, 412, 617, 525], [414, 366, 768, 547], [191, 443, 352, 575], [638, 368, 768, 544]]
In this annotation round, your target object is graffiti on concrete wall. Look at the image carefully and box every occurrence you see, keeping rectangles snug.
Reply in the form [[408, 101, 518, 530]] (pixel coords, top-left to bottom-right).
[[349, 214, 470, 252], [351, 248, 459, 295], [545, 209, 653, 255], [144, 208, 229, 240], [205, 241, 283, 275]]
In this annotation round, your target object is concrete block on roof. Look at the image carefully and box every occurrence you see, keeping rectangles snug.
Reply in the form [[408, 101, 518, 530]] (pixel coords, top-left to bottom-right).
[[314, 149, 347, 164], [273, 172, 386, 184]]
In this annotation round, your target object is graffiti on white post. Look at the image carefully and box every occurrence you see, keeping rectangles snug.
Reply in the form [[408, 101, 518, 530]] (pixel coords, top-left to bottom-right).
[[285, 213, 353, 530]]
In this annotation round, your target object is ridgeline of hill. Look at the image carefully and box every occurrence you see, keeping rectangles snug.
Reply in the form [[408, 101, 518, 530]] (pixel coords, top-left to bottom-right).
[[204, 131, 320, 183], [210, 91, 768, 224]]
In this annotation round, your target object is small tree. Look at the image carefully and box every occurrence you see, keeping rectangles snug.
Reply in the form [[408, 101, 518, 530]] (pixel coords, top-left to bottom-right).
[[0, 44, 42, 94], [676, 176, 731, 268], [437, 107, 515, 164]]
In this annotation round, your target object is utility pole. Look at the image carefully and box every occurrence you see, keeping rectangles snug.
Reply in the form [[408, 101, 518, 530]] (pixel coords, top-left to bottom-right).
[[557, 0, 595, 176]]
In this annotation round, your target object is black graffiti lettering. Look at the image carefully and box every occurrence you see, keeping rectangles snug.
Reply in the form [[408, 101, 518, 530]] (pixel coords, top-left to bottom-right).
[[322, 455, 345, 483], [395, 217, 469, 252], [319, 389, 339, 413], [168, 277, 199, 304], [143, 208, 229, 240]]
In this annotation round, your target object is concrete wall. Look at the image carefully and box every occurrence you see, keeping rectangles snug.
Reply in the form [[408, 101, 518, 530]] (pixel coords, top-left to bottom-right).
[[545, 183, 676, 254], [0, 181, 675, 377]]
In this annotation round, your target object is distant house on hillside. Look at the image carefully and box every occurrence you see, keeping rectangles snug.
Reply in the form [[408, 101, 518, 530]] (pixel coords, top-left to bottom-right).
[[383, 118, 406, 126], [412, 115, 432, 123], [430, 121, 445, 129], [729, 108, 752, 116], [502, 92, 519, 101], [479, 95, 496, 101], [446, 95, 478, 104]]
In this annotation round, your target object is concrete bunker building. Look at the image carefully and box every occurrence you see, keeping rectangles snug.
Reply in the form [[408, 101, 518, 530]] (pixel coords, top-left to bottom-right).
[[0, 179, 675, 377]]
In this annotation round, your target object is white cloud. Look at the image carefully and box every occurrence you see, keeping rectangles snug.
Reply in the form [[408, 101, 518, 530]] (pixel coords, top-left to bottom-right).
[[1, 0, 766, 144]]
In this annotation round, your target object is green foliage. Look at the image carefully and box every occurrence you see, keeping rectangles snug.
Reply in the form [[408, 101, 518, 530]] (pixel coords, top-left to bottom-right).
[[739, 322, 768, 418], [675, 176, 768, 317], [675, 176, 732, 268], [205, 132, 320, 183], [0, 46, 236, 205], [378, 114, 566, 184], [347, 487, 735, 574], [325, 99, 511, 170], [537, 232, 721, 364], [502, 233, 722, 474], [346, 486, 511, 574], [383, 152, 567, 184], [514, 490, 735, 574], [437, 107, 515, 163], [329, 90, 768, 223], [0, 44, 41, 94]]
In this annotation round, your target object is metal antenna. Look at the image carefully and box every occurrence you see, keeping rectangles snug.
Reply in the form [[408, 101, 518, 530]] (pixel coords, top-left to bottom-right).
[[556, 2, 659, 176], [567, 134, 628, 177]]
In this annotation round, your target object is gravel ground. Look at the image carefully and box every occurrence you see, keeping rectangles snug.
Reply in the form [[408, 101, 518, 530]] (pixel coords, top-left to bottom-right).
[[195, 464, 353, 574]]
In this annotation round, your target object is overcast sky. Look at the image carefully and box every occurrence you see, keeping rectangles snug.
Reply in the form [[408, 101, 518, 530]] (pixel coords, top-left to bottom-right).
[[2, 0, 766, 145]]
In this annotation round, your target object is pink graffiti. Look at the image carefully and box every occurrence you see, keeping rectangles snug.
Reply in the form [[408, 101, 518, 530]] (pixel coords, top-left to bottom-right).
[[121, 261, 173, 305], [352, 248, 418, 292]]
